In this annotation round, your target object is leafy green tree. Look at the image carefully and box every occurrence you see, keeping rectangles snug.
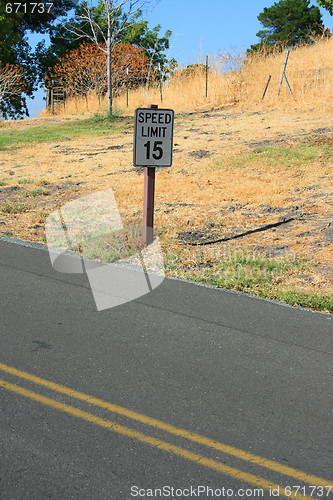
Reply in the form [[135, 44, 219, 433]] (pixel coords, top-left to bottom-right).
[[121, 12, 174, 76], [249, 0, 324, 53], [317, 0, 333, 15], [0, 0, 75, 117], [38, 6, 172, 78]]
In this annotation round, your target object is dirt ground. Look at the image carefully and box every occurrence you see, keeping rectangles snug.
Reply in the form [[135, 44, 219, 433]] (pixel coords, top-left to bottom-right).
[[0, 105, 332, 298]]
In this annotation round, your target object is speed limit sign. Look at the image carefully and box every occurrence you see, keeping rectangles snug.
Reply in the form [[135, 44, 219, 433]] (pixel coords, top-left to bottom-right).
[[134, 107, 174, 167]]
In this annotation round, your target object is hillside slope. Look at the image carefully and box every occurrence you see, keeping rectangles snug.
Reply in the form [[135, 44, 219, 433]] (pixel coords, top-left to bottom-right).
[[0, 106, 332, 311]]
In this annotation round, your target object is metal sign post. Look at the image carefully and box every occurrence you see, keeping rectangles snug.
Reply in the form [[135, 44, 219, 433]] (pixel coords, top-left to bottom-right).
[[143, 164, 155, 245], [134, 104, 174, 246]]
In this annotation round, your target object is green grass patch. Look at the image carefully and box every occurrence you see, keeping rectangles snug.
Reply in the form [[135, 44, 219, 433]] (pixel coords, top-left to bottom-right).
[[48, 226, 145, 264], [164, 248, 333, 313], [0, 115, 132, 150], [251, 143, 325, 163], [166, 250, 305, 290], [18, 178, 34, 184], [211, 143, 333, 171], [36, 211, 49, 218], [259, 289, 333, 313], [0, 179, 7, 186], [0, 202, 31, 213], [82, 227, 145, 263], [25, 188, 50, 197]]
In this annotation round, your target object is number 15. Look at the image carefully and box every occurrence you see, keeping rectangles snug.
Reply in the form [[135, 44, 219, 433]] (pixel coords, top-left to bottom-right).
[[144, 141, 163, 160]]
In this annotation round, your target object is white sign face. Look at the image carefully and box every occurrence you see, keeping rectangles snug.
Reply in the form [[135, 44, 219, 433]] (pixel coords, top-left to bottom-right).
[[134, 108, 174, 167]]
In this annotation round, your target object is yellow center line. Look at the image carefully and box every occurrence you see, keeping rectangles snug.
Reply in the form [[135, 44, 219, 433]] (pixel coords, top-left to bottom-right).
[[0, 378, 317, 500], [0, 362, 332, 489]]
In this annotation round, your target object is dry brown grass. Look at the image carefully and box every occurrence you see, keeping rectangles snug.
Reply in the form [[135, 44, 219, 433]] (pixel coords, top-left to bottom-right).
[[41, 36, 333, 118]]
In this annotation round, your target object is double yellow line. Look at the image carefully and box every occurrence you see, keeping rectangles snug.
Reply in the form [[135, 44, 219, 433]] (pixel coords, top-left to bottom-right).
[[0, 362, 331, 499]]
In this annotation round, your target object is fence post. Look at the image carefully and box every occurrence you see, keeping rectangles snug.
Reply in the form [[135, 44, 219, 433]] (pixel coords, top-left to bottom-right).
[[51, 88, 54, 115], [277, 50, 294, 99], [256, 74, 272, 104], [205, 55, 209, 98]]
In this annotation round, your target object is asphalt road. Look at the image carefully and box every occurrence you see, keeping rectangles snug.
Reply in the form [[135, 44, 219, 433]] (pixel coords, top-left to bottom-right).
[[0, 236, 332, 500]]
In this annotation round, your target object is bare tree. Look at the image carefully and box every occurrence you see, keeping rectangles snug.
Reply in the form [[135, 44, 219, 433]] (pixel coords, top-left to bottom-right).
[[64, 0, 157, 115], [0, 63, 25, 108]]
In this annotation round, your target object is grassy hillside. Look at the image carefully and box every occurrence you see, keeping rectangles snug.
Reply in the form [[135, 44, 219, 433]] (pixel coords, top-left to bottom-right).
[[0, 115, 131, 150], [42, 36, 333, 117]]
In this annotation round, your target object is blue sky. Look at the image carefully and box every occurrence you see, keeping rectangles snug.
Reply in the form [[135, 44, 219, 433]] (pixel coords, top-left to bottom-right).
[[26, 0, 333, 117]]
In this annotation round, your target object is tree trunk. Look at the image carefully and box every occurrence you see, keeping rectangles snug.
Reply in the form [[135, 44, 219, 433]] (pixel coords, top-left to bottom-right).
[[106, 0, 113, 116], [106, 37, 113, 115]]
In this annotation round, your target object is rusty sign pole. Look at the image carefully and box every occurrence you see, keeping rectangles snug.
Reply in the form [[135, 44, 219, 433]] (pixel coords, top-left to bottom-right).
[[143, 163, 156, 245], [143, 104, 158, 246]]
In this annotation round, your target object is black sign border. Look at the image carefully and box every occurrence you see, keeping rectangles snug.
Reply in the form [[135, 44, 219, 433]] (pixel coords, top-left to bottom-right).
[[133, 108, 174, 167]]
